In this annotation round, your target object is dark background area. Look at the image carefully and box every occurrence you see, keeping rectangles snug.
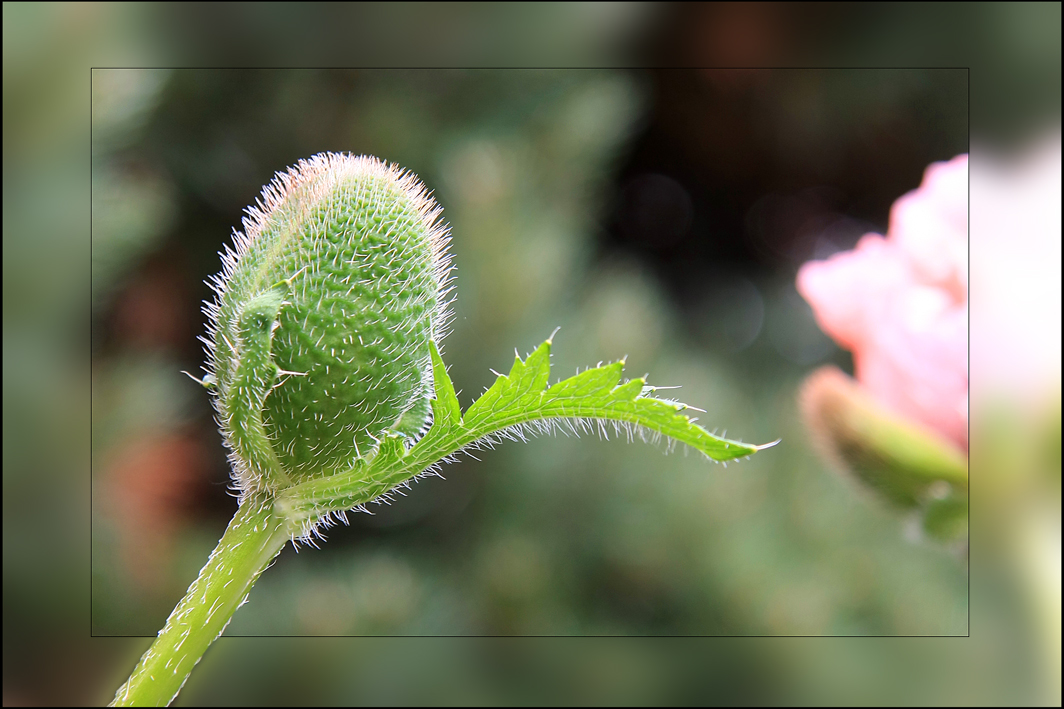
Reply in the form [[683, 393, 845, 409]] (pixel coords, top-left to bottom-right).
[[601, 67, 966, 308]]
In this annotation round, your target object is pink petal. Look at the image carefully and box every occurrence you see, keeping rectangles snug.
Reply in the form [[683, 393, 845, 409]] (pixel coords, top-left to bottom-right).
[[797, 154, 970, 450]]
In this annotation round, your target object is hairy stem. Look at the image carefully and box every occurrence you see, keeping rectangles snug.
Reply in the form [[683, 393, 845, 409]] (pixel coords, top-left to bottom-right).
[[111, 495, 291, 707]]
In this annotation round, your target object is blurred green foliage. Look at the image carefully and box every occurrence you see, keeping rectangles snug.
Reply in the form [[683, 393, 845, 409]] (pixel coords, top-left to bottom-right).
[[89, 66, 967, 644], [93, 65, 974, 701]]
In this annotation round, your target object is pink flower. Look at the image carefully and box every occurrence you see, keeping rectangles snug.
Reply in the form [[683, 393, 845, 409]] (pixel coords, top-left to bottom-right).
[[970, 136, 1061, 406], [796, 155, 969, 451]]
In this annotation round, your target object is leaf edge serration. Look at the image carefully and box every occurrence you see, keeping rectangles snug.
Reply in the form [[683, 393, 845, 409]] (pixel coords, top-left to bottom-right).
[[276, 332, 778, 543]]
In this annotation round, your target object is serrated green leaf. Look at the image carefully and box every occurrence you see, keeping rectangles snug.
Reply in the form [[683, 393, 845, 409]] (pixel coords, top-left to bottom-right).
[[429, 342, 462, 428], [277, 335, 776, 532]]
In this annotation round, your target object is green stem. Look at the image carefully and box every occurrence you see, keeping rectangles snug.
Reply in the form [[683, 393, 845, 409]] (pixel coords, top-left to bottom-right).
[[110, 494, 291, 707]]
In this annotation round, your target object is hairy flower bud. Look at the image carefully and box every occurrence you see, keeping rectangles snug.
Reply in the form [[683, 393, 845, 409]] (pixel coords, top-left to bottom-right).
[[204, 153, 452, 495]]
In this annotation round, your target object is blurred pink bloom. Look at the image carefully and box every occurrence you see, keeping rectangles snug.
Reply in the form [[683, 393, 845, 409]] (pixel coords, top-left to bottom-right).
[[970, 134, 1061, 406], [797, 155, 969, 450]]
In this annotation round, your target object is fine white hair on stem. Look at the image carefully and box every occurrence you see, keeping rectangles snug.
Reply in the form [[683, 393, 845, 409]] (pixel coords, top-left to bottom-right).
[[287, 413, 749, 546]]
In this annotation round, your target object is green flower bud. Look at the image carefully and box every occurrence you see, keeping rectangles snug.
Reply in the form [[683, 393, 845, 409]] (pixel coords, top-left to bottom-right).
[[799, 365, 968, 509], [204, 153, 452, 496]]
